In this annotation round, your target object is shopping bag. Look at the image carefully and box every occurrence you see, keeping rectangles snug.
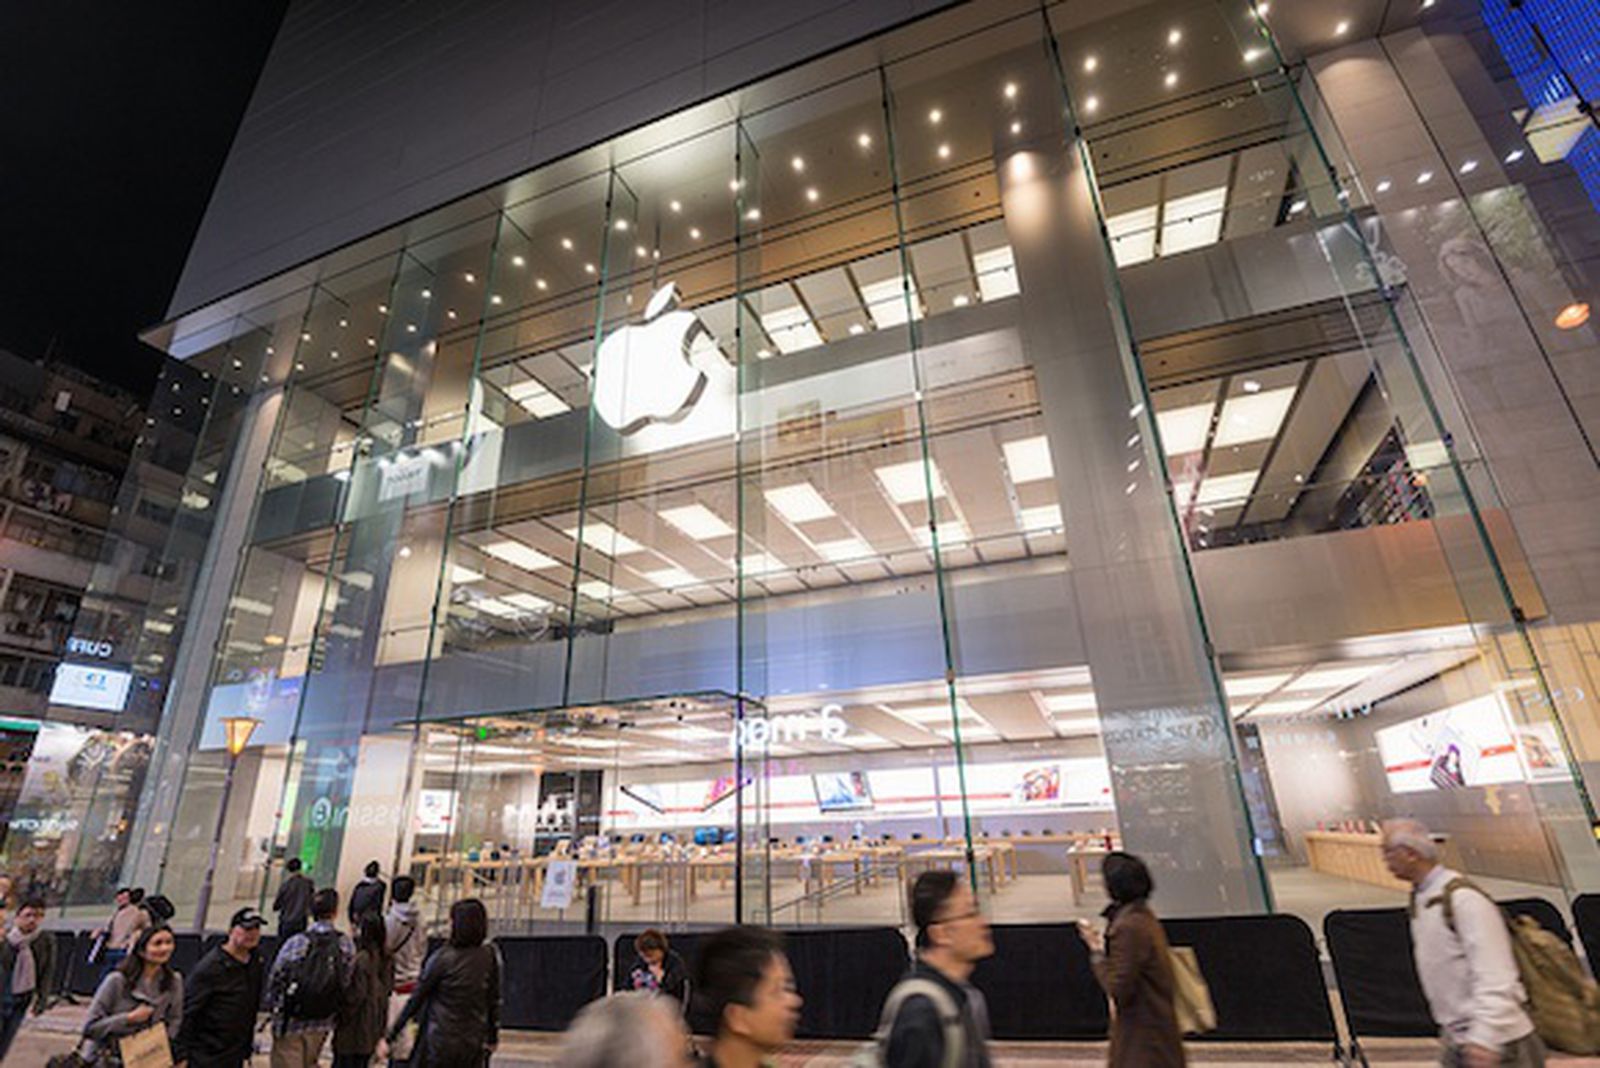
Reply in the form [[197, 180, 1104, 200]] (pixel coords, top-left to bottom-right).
[[117, 1022, 174, 1068], [1168, 945, 1217, 1034]]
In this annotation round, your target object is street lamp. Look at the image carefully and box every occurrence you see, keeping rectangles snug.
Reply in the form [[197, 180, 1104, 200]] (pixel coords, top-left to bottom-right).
[[192, 715, 261, 932]]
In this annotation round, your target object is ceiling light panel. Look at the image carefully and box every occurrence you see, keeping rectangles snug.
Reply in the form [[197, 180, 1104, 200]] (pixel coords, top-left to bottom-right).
[[642, 567, 697, 590], [505, 376, 571, 418], [566, 521, 645, 556], [815, 537, 873, 563], [1043, 691, 1096, 713], [1191, 470, 1261, 506], [1160, 186, 1228, 256], [1290, 664, 1389, 692], [755, 285, 824, 353], [874, 460, 947, 504], [503, 592, 551, 611], [1156, 402, 1214, 456], [914, 519, 969, 548], [1223, 673, 1291, 697], [765, 482, 835, 523], [482, 540, 560, 571], [659, 504, 735, 540], [1106, 206, 1158, 266], [1002, 435, 1054, 483], [972, 245, 1020, 302], [1019, 504, 1063, 532], [450, 565, 484, 584], [1213, 386, 1296, 447]]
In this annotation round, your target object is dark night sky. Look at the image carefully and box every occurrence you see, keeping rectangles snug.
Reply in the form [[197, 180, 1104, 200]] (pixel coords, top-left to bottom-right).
[[0, 2, 287, 400]]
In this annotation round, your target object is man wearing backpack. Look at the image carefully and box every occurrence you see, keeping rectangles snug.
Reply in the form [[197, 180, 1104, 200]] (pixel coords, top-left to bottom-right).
[[266, 887, 356, 1068], [874, 870, 994, 1068], [1382, 818, 1546, 1067]]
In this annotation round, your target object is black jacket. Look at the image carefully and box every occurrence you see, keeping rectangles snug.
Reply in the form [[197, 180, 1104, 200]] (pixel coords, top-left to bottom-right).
[[0, 930, 54, 1014], [348, 877, 386, 923], [389, 942, 501, 1067], [176, 943, 265, 1067], [627, 949, 689, 1009], [883, 960, 993, 1068], [272, 873, 315, 930]]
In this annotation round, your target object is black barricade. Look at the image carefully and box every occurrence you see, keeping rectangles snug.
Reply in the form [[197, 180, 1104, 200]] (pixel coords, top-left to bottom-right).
[[972, 923, 1108, 1039], [1328, 893, 1572, 1041], [65, 931, 104, 997], [49, 930, 79, 1000], [1574, 894, 1600, 975], [786, 927, 907, 1039], [1325, 907, 1435, 1037], [1162, 915, 1336, 1042], [616, 927, 905, 1039], [496, 935, 609, 1031], [612, 931, 710, 995], [171, 932, 207, 977]]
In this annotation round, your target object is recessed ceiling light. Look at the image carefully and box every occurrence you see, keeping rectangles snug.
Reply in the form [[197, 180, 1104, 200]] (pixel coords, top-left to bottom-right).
[[366, 337, 376, 347], [566, 520, 645, 557], [1375, 179, 1392, 192], [636, 245, 648, 257], [745, 208, 761, 221], [1556, 302, 1590, 329], [857, 132, 872, 148], [489, 295, 503, 305], [689, 227, 702, 240], [1289, 199, 1307, 214], [1083, 55, 1098, 73], [301, 331, 312, 341], [536, 278, 548, 290], [1505, 148, 1525, 163], [463, 272, 476, 283], [561, 237, 574, 250], [1084, 95, 1100, 113], [1417, 170, 1434, 184], [1003, 82, 1018, 99], [791, 156, 805, 172], [1459, 159, 1478, 174], [1422, 0, 1435, 7], [659, 503, 735, 540], [874, 459, 947, 504], [729, 178, 743, 192], [398, 545, 413, 558], [1003, 436, 1054, 482], [929, 108, 943, 124], [1164, 71, 1179, 88], [848, 323, 865, 335], [584, 263, 596, 274], [420, 288, 432, 299], [1335, 18, 1351, 34], [952, 294, 970, 307], [1257, 2, 1270, 13], [1010, 120, 1022, 134], [668, 200, 682, 214], [1243, 47, 1264, 62], [614, 219, 630, 231], [815, 538, 872, 563], [1242, 379, 1262, 393], [937, 143, 951, 159], [1168, 28, 1182, 45], [406, 323, 418, 332], [511, 254, 525, 267], [805, 187, 819, 202], [765, 482, 834, 523]]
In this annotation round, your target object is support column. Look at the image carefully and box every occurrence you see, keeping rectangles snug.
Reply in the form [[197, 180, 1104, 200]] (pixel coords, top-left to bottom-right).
[[995, 128, 1267, 915]]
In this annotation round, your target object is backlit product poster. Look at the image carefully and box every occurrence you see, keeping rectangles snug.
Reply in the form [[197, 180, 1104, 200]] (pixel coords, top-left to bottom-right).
[[1375, 695, 1523, 793], [943, 759, 1113, 811], [814, 771, 873, 812], [1515, 721, 1570, 782], [415, 789, 456, 834]]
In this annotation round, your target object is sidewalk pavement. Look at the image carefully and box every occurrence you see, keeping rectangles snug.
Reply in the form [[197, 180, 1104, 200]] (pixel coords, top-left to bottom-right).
[[11, 1002, 1600, 1065]]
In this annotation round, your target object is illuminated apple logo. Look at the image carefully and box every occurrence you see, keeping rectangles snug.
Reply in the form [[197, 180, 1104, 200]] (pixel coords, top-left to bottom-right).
[[592, 282, 712, 434]]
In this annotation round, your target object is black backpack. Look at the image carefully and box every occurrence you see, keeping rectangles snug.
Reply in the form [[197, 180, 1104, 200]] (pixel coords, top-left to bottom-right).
[[283, 929, 342, 1019]]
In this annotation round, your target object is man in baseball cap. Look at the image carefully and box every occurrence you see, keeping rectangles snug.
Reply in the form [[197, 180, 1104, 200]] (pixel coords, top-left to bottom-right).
[[175, 908, 268, 1066]]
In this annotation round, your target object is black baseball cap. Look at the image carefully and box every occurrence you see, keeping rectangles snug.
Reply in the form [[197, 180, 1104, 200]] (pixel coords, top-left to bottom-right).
[[229, 908, 266, 929]]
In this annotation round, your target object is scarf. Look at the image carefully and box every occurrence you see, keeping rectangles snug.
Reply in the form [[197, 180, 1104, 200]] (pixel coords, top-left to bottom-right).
[[7, 926, 40, 996]]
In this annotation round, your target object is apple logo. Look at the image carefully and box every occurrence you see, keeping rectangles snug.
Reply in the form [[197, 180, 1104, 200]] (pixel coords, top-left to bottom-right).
[[592, 282, 713, 434]]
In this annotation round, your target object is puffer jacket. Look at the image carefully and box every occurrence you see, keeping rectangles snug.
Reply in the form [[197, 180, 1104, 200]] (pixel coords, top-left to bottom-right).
[[388, 942, 501, 1067]]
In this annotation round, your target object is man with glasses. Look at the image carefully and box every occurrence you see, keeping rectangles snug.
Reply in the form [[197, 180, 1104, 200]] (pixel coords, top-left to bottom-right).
[[878, 869, 995, 1067]]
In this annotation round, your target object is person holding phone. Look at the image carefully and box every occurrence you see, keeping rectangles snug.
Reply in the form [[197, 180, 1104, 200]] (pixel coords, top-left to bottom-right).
[[84, 923, 185, 1065]]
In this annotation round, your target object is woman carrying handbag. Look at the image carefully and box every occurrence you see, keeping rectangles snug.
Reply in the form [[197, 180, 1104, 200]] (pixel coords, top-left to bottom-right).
[[81, 924, 184, 1067]]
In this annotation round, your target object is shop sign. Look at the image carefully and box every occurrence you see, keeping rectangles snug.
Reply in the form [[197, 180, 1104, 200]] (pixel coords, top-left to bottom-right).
[[730, 703, 849, 753], [66, 636, 114, 659]]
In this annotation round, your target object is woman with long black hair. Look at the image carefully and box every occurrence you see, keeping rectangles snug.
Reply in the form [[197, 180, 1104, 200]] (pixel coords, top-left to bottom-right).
[[83, 923, 184, 1065]]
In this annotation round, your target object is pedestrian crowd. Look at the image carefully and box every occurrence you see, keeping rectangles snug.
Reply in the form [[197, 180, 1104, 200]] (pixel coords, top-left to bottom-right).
[[0, 822, 1580, 1066]]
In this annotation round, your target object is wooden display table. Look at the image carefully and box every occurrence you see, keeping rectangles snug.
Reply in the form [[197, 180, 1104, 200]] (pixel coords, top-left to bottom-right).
[[1303, 830, 1463, 891]]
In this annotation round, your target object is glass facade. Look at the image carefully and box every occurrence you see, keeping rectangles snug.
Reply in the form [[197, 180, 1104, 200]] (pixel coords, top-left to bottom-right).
[[134, 0, 1600, 936]]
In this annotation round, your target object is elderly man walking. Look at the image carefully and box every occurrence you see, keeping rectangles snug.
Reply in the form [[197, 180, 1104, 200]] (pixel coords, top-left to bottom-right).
[[1381, 817, 1545, 1068]]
